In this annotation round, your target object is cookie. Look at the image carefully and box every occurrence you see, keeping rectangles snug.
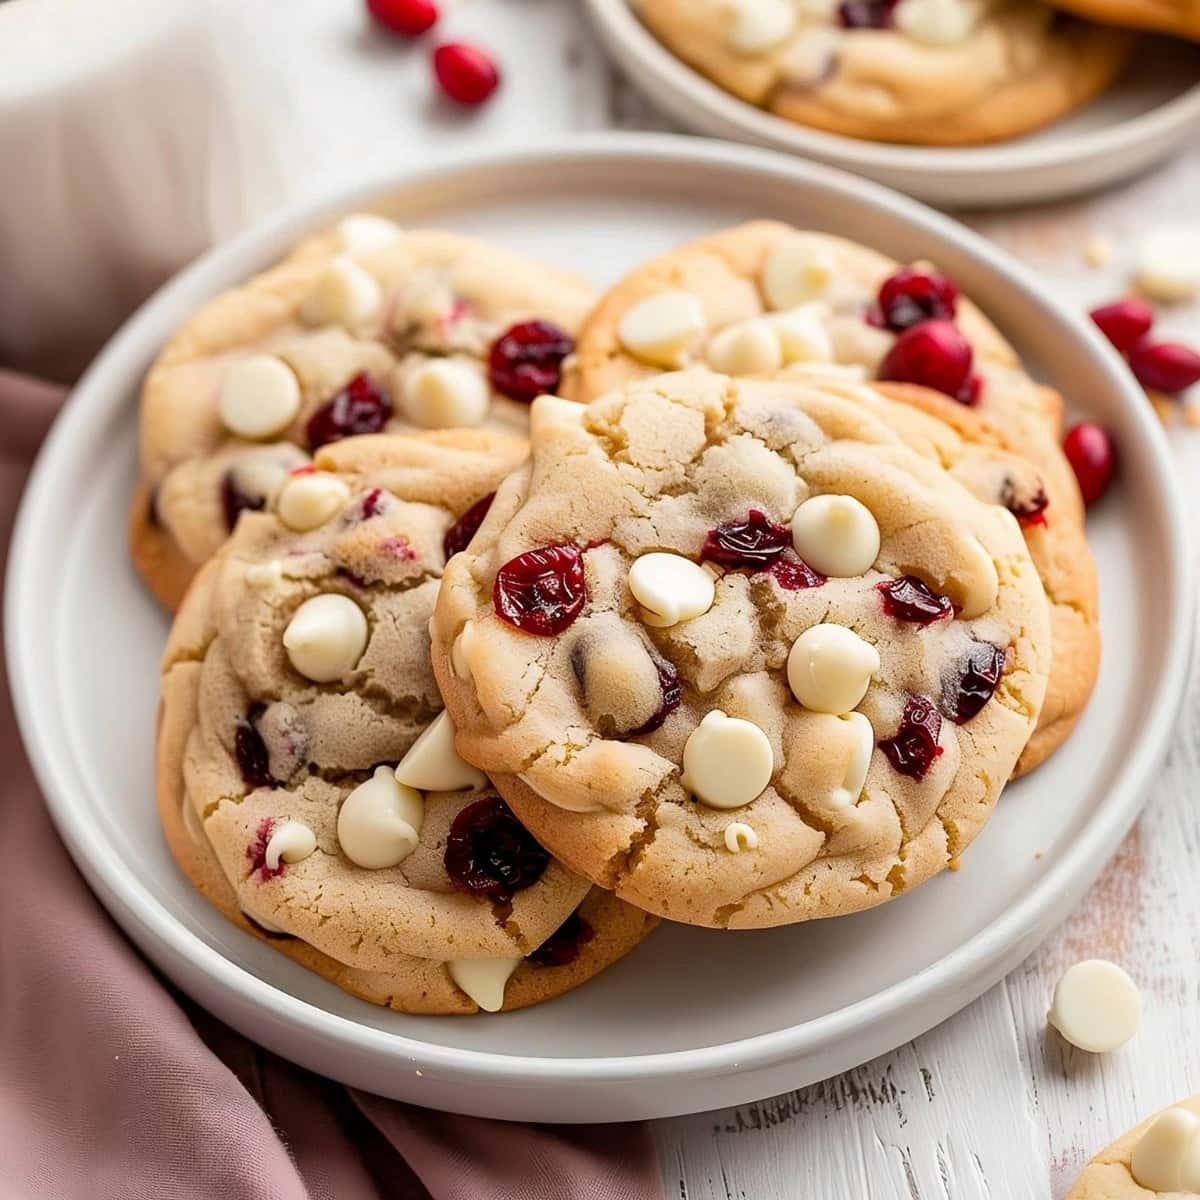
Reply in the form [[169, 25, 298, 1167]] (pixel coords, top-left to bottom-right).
[[430, 372, 1053, 928], [634, 0, 1133, 145], [157, 429, 655, 1013], [1046, 0, 1200, 41], [133, 217, 594, 611], [564, 221, 1100, 775]]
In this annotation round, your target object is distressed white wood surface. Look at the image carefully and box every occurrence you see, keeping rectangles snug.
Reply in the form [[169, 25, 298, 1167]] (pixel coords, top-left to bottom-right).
[[224, 3, 1200, 1194]]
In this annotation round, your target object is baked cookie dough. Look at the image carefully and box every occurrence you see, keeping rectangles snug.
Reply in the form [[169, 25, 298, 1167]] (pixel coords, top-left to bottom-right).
[[133, 216, 593, 610], [430, 372, 1053, 928], [158, 429, 655, 1013], [634, 0, 1133, 145], [565, 221, 1099, 774], [1046, 0, 1199, 42]]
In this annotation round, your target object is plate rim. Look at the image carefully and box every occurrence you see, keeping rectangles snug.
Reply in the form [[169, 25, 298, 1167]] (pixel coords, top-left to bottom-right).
[[6, 131, 1193, 1096]]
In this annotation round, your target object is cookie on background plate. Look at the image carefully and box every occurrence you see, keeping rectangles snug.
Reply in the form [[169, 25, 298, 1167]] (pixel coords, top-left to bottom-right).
[[157, 429, 655, 1014], [633, 0, 1134, 145], [431, 372, 1052, 928], [565, 220, 1099, 776], [133, 217, 593, 611]]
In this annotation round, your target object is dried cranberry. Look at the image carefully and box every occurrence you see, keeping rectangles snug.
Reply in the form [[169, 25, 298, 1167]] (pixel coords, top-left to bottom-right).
[[220, 471, 266, 533], [367, 0, 438, 37], [433, 42, 500, 106], [359, 487, 385, 520], [1063, 422, 1116, 506], [1090, 297, 1154, 355], [444, 796, 549, 901], [944, 642, 1006, 724], [443, 492, 495, 560], [235, 703, 276, 790], [999, 477, 1049, 526], [1128, 340, 1200, 394], [768, 555, 826, 591], [305, 373, 392, 450], [879, 695, 944, 780], [838, 0, 897, 26], [529, 911, 596, 967], [488, 321, 574, 403], [493, 544, 587, 636], [879, 319, 977, 405], [630, 658, 682, 737], [381, 535, 415, 561], [874, 267, 959, 333], [246, 817, 284, 882], [878, 575, 953, 624], [701, 510, 791, 570]]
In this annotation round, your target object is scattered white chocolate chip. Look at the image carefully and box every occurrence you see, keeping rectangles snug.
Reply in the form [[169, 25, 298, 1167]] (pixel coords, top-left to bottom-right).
[[302, 255, 383, 329], [336, 765, 423, 869], [403, 358, 490, 428], [282, 593, 369, 683], [1082, 233, 1114, 269], [628, 552, 716, 628], [218, 356, 301, 441], [394, 711, 487, 793], [1047, 959, 1140, 1053], [405, 270, 457, 325], [681, 710, 774, 811], [894, 0, 980, 45], [451, 620, 477, 680], [763, 239, 836, 310], [1135, 226, 1200, 301], [228, 447, 304, 503], [337, 213, 403, 255], [790, 494, 880, 577], [766, 303, 834, 364], [617, 291, 706, 368], [245, 560, 285, 590], [1131, 1107, 1200, 1192], [276, 471, 350, 532], [787, 624, 879, 715], [529, 394, 586, 440], [942, 536, 998, 619], [447, 957, 521, 1013], [831, 711, 874, 808], [724, 821, 760, 853], [263, 819, 318, 872], [706, 318, 783, 376], [725, 0, 796, 53]]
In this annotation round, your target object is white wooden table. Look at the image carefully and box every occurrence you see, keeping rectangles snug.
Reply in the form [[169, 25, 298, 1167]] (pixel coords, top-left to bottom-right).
[[222, 3, 1200, 1193]]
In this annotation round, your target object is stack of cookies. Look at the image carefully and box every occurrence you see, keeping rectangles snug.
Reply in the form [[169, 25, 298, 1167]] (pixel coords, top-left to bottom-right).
[[137, 215, 1098, 1015]]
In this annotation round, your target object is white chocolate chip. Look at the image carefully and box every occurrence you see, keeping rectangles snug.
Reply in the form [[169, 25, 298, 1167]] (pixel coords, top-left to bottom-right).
[[787, 624, 880, 715], [403, 358, 490, 429], [628, 552, 716, 628], [832, 711, 874, 808], [263, 819, 318, 872], [405, 270, 457, 325], [1136, 226, 1200, 301], [617, 291, 706, 368], [1082, 234, 1114, 269], [894, 0, 980, 45], [778, 27, 843, 86], [1131, 1108, 1200, 1192], [218, 356, 301, 441], [393, 711, 487, 793], [763, 240, 837, 310], [529, 394, 586, 440], [228, 447, 304, 503], [706, 318, 783, 376], [276, 472, 351, 531], [447, 957, 521, 1013], [724, 821, 760, 853], [1047, 959, 1140, 1053], [942, 536, 998, 619], [282, 593, 368, 683], [791, 494, 880, 577], [725, 0, 796, 53], [766, 304, 834, 364], [451, 620, 477, 681], [245, 560, 285, 590], [302, 255, 383, 329], [336, 765, 423, 869], [337, 213, 403, 255], [681, 710, 774, 811]]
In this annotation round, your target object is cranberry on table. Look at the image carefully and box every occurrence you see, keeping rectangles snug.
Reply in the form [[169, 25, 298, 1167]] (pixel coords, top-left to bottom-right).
[[1128, 340, 1200, 394], [367, 0, 438, 36], [488, 320, 574, 402], [701, 509, 792, 570], [305, 373, 392, 450], [944, 642, 1007, 724], [878, 319, 978, 405], [879, 694, 944, 780], [443, 492, 495, 560], [493, 544, 587, 636], [444, 796, 549, 901], [874, 266, 959, 333], [1089, 297, 1154, 356], [878, 575, 954, 625], [433, 42, 500, 106], [1063, 422, 1116, 506]]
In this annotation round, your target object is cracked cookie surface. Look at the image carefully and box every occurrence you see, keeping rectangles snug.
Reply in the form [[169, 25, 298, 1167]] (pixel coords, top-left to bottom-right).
[[430, 372, 1052, 928]]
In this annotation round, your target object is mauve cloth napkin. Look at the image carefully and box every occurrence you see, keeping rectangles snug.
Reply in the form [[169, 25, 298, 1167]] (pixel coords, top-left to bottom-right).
[[0, 369, 662, 1200]]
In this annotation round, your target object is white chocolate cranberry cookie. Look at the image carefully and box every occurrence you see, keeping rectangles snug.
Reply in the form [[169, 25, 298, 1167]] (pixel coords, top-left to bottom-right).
[[634, 0, 1133, 145], [430, 372, 1052, 928], [133, 217, 593, 611], [565, 221, 1099, 775], [157, 429, 655, 1013], [1047, 0, 1199, 41]]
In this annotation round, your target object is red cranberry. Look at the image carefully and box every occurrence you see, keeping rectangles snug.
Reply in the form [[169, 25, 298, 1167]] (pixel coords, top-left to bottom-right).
[[367, 0, 438, 36], [879, 694, 944, 780], [879, 320, 978, 405], [998, 477, 1049, 527], [220, 471, 266, 533], [305, 373, 392, 450], [1063, 422, 1116, 506], [443, 493, 495, 560], [529, 910, 596, 967], [433, 42, 500, 106], [701, 510, 792, 570], [630, 658, 682, 737], [838, 0, 897, 26], [246, 817, 285, 882], [359, 487, 385, 520], [235, 704, 276, 790], [488, 321, 574, 403], [444, 796, 549, 901], [878, 575, 953, 625], [944, 642, 1006, 724], [768, 555, 826, 590], [381, 535, 415, 561], [874, 267, 959, 333], [1089, 297, 1154, 355], [1128, 340, 1200, 394], [493, 544, 587, 636]]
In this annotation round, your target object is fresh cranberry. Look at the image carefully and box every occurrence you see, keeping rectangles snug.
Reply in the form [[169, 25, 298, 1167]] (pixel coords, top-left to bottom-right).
[[220, 471, 266, 533], [1128, 340, 1200, 394], [444, 796, 549, 901], [367, 0, 438, 36], [488, 321, 574, 403], [529, 911, 596, 967], [1089, 297, 1154, 355], [235, 704, 276, 790], [944, 642, 1006, 724], [493, 544, 587, 636], [838, 0, 897, 26], [433, 42, 500, 106], [443, 492, 495, 560], [305, 373, 392, 450], [879, 694, 944, 780], [246, 817, 284, 882], [630, 658, 682, 737], [768, 555, 826, 590], [873, 267, 959, 333], [359, 487, 385, 520], [701, 510, 791, 570], [1063, 422, 1116, 506], [878, 576, 953, 625], [998, 477, 1049, 527], [879, 319, 978, 405]]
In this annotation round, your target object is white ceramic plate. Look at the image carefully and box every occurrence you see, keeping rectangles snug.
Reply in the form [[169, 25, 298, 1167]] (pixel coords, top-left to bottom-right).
[[585, 0, 1200, 208], [6, 134, 1191, 1123]]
